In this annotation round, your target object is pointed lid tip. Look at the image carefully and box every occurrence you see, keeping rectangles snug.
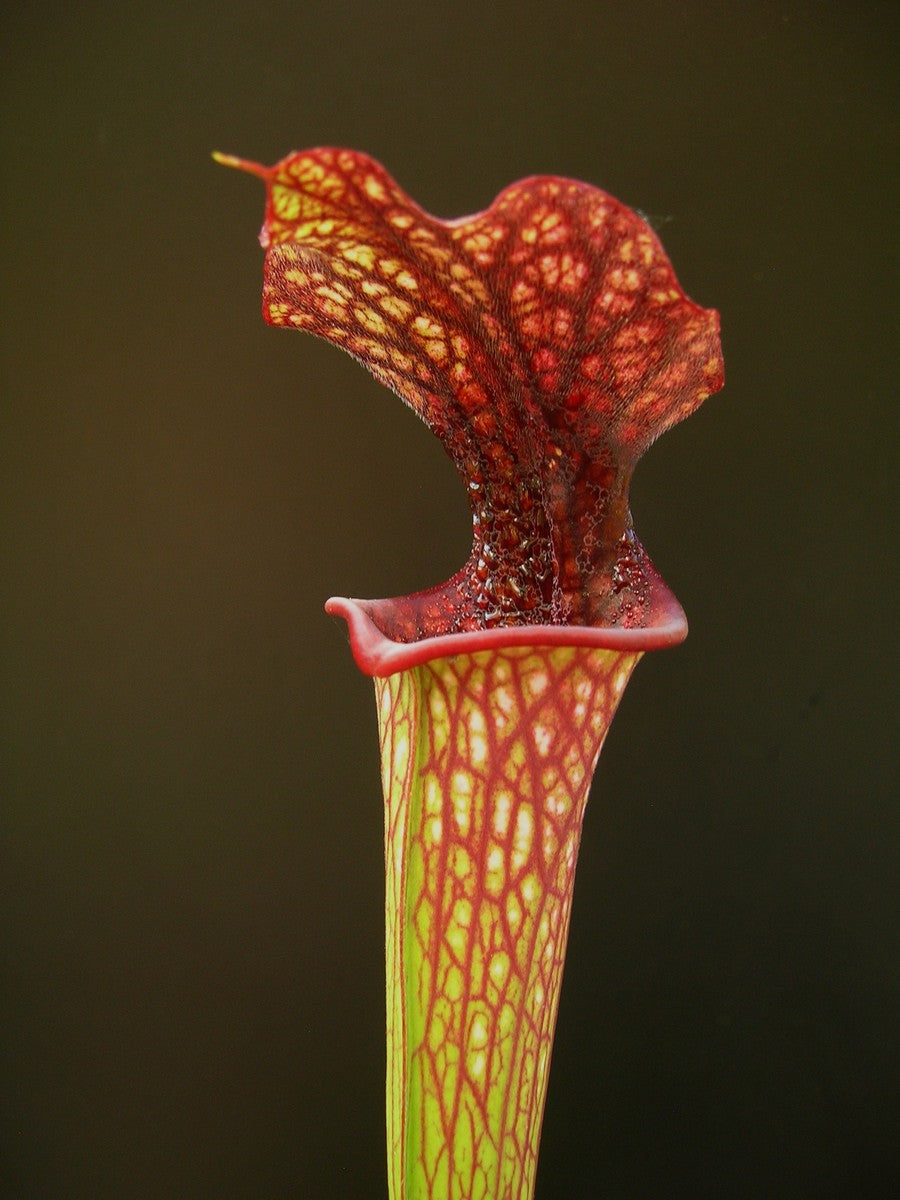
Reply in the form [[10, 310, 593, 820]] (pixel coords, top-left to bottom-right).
[[211, 151, 270, 179]]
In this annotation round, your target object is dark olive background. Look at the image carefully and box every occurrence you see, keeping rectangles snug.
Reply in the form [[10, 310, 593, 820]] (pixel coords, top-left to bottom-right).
[[2, 3, 897, 1197]]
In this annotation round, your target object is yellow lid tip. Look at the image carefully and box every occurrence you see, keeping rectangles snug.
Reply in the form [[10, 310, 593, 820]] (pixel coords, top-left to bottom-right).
[[212, 151, 269, 179]]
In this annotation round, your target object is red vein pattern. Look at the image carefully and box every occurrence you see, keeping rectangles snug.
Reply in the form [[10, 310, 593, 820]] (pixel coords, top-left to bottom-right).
[[219, 148, 722, 1200], [218, 148, 722, 639], [378, 644, 639, 1199]]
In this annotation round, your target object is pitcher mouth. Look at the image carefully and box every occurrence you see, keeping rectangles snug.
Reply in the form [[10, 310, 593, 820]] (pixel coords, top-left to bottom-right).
[[325, 590, 687, 677]]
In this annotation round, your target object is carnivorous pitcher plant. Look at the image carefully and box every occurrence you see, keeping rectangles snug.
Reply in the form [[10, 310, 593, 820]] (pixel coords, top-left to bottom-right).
[[217, 147, 723, 1200]]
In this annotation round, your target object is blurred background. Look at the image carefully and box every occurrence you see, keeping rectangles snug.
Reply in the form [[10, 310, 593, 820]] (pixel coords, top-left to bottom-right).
[[2, 3, 896, 1196]]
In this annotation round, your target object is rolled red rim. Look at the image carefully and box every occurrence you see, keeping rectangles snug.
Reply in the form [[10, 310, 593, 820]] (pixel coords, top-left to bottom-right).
[[325, 594, 687, 677]]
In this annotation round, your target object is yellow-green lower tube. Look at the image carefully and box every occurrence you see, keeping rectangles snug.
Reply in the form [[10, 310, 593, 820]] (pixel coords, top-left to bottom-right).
[[376, 643, 640, 1200]]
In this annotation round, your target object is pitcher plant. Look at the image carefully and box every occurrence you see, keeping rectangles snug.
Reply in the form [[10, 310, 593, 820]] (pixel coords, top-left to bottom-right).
[[217, 146, 723, 1200]]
